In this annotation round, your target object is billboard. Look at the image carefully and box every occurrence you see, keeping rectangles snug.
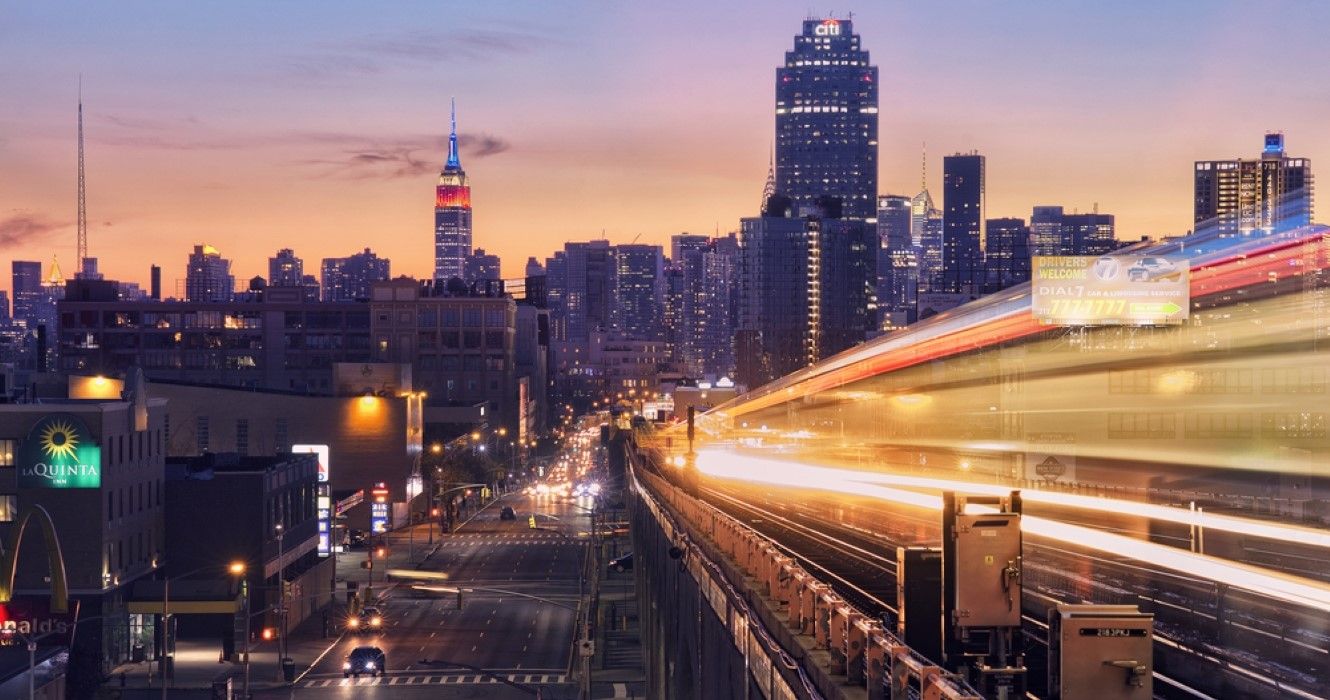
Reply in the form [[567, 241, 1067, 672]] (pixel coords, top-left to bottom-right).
[[17, 414, 102, 489], [1032, 254, 1189, 326], [291, 444, 330, 483]]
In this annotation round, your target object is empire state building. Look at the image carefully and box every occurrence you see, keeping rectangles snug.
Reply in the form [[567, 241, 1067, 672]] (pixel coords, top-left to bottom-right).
[[434, 100, 472, 281]]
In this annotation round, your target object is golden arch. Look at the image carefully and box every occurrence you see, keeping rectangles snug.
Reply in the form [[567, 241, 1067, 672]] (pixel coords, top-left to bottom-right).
[[0, 504, 70, 613]]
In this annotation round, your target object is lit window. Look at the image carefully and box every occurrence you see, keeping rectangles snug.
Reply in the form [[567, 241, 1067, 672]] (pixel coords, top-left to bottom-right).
[[0, 440, 14, 467]]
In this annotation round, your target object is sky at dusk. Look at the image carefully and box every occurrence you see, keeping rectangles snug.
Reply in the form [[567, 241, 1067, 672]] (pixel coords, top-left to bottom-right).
[[3, 1, 1329, 298]]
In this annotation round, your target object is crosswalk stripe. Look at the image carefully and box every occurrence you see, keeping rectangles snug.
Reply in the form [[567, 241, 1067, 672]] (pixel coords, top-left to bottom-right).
[[302, 672, 570, 689]]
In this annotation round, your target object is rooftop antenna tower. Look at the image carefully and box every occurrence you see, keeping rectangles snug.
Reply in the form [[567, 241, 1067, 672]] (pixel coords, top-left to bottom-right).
[[77, 76, 88, 275]]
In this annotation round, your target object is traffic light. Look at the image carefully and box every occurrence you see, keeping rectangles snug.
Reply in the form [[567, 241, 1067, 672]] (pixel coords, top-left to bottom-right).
[[375, 547, 386, 559], [261, 627, 276, 641]]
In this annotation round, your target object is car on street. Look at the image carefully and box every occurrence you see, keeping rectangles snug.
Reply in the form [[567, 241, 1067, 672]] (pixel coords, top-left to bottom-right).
[[348, 606, 383, 634], [608, 552, 633, 572], [344, 646, 386, 678], [499, 506, 517, 520], [344, 529, 367, 548]]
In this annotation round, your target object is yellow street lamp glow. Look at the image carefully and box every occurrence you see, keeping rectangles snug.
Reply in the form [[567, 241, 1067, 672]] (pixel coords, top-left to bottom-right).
[[430, 443, 443, 454], [228, 561, 246, 575]]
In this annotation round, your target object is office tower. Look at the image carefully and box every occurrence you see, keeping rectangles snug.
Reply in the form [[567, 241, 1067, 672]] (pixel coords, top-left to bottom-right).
[[434, 100, 473, 280], [11, 260, 43, 323], [185, 244, 235, 302], [917, 209, 944, 293], [910, 146, 934, 246], [876, 195, 915, 329], [525, 257, 544, 278], [983, 217, 1031, 293], [1062, 212, 1116, 255], [321, 248, 390, 302], [0, 291, 8, 323], [669, 234, 710, 371], [662, 262, 686, 366], [150, 265, 162, 300], [941, 153, 985, 294], [609, 244, 664, 340], [1195, 132, 1313, 237], [117, 282, 148, 301], [464, 248, 502, 283], [268, 248, 304, 287], [1029, 206, 1117, 257], [737, 196, 873, 388], [775, 17, 879, 219], [1029, 206, 1066, 256]]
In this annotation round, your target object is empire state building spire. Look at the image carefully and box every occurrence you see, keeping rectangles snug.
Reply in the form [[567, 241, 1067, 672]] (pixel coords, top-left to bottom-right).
[[434, 98, 473, 281], [445, 97, 461, 170]]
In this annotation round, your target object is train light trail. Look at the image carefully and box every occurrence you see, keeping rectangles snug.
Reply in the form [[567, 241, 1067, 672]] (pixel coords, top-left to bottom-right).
[[694, 449, 1330, 613]]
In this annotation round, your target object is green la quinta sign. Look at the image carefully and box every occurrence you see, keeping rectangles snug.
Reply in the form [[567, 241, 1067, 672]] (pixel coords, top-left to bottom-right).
[[17, 414, 102, 489]]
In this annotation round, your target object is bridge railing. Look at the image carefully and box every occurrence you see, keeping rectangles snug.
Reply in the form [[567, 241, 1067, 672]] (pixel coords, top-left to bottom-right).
[[631, 454, 981, 700]]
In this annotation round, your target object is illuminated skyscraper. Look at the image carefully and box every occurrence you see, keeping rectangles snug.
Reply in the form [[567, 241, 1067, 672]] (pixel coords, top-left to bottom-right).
[[609, 244, 664, 340], [185, 244, 234, 303], [775, 17, 879, 219], [321, 248, 390, 302], [464, 248, 501, 283], [434, 100, 473, 281], [941, 152, 985, 295], [1195, 133, 1313, 238], [876, 195, 916, 329]]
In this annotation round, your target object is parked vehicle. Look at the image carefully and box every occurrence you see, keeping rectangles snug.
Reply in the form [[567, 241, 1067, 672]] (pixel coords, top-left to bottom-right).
[[608, 552, 633, 573]]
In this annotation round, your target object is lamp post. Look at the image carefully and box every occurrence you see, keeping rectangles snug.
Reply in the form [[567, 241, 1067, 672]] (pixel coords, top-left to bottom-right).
[[275, 523, 287, 682], [227, 562, 249, 700], [160, 560, 246, 699]]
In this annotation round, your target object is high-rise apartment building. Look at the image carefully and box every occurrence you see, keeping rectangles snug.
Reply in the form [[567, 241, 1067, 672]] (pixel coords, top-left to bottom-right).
[[775, 17, 879, 219], [268, 248, 304, 287], [1195, 133, 1313, 237], [434, 101, 473, 281], [464, 248, 502, 283], [1029, 206, 1067, 256], [876, 195, 916, 329], [609, 244, 664, 341], [941, 153, 986, 294], [737, 196, 873, 388], [917, 209, 944, 293], [673, 233, 739, 379], [185, 244, 235, 303], [322, 248, 390, 302]]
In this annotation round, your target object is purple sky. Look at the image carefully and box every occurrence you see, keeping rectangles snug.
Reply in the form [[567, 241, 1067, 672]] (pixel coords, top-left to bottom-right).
[[2, 1, 1327, 295]]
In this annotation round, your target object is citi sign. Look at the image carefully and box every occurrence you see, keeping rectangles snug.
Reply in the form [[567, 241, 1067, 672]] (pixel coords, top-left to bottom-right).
[[815, 20, 841, 36]]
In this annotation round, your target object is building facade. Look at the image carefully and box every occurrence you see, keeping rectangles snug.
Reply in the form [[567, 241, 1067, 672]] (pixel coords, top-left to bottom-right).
[[737, 198, 873, 388], [982, 217, 1031, 293], [321, 248, 390, 303], [463, 248, 501, 284], [58, 287, 373, 394], [184, 245, 234, 303], [775, 17, 879, 219], [369, 279, 518, 425], [941, 153, 986, 295], [608, 244, 664, 341], [1195, 132, 1313, 238], [434, 103, 473, 281], [876, 195, 916, 329]]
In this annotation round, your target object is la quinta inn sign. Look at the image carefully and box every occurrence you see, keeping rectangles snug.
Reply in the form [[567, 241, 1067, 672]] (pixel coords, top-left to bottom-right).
[[17, 414, 102, 489]]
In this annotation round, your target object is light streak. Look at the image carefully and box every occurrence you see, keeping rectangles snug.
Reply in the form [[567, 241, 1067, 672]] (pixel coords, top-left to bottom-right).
[[695, 449, 1330, 613]]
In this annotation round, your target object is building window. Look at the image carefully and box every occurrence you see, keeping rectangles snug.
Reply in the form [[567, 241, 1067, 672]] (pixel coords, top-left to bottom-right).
[[0, 495, 16, 522], [0, 440, 14, 467], [236, 419, 249, 456], [197, 416, 210, 453], [275, 419, 289, 453]]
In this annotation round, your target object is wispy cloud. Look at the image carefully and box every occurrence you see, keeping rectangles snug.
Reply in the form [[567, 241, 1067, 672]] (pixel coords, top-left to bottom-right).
[[299, 133, 511, 180], [283, 28, 554, 80], [0, 213, 68, 249]]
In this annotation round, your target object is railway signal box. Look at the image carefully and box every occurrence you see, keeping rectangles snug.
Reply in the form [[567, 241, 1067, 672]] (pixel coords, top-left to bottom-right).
[[1048, 604, 1153, 700]]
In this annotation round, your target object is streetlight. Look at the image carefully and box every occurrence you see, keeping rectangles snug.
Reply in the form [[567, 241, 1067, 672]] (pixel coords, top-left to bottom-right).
[[0, 628, 40, 700], [227, 561, 249, 699], [161, 560, 245, 698], [274, 523, 289, 682]]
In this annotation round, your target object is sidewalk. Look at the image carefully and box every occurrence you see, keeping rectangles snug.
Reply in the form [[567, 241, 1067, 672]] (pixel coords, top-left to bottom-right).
[[102, 611, 342, 698], [590, 518, 646, 699]]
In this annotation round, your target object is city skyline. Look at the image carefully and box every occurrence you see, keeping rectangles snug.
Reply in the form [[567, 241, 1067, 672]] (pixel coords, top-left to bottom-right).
[[3, 2, 1330, 298]]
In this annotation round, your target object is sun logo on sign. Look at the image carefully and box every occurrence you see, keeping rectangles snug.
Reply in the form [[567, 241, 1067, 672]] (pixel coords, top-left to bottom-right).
[[39, 420, 81, 462]]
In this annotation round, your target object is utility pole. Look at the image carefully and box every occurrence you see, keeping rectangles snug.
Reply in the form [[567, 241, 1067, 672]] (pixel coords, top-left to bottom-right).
[[275, 523, 287, 682]]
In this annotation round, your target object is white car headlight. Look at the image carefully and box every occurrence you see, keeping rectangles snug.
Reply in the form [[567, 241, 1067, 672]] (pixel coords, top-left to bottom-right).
[[365, 662, 375, 670], [343, 661, 351, 669]]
